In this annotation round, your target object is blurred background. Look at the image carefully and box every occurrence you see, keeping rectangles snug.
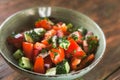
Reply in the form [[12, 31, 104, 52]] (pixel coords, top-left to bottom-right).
[[0, 0, 120, 80]]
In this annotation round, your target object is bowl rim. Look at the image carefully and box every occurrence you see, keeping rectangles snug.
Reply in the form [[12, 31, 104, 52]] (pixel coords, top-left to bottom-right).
[[0, 6, 106, 77]]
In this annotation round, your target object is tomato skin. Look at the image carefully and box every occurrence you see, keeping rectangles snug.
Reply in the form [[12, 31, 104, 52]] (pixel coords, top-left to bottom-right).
[[35, 19, 51, 30], [33, 56, 45, 74], [7, 33, 24, 48], [49, 47, 65, 65], [22, 42, 33, 60], [66, 39, 86, 58]]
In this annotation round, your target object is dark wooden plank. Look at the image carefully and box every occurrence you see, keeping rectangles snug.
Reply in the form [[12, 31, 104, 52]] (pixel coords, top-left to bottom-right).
[[106, 68, 120, 80], [0, 0, 120, 80], [104, 67, 120, 80]]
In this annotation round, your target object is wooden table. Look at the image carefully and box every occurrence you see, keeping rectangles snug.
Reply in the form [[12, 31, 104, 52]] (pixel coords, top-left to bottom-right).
[[0, 0, 120, 80]]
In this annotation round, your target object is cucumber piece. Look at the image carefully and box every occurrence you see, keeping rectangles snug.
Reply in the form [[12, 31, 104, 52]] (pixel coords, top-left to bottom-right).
[[24, 31, 36, 43], [19, 57, 32, 70], [24, 28, 46, 43], [56, 60, 70, 74], [13, 49, 24, 60], [45, 67, 56, 75]]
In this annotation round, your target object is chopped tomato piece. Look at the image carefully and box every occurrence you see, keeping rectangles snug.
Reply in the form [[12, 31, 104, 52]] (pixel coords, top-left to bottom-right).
[[7, 33, 24, 48], [57, 23, 67, 33], [60, 25, 67, 33], [41, 39, 49, 46], [49, 47, 65, 64], [53, 26, 60, 30], [35, 19, 52, 30], [71, 57, 81, 70], [66, 39, 86, 58], [34, 42, 46, 50], [33, 56, 45, 73], [45, 29, 57, 39], [78, 54, 95, 69], [23, 42, 33, 60]]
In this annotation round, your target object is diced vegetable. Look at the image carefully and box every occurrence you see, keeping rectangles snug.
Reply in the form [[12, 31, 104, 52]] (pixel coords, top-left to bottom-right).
[[24, 30, 38, 43], [35, 19, 52, 30], [45, 29, 57, 39], [66, 39, 86, 58], [71, 57, 81, 70], [45, 67, 56, 75], [13, 49, 24, 60], [56, 60, 70, 74], [24, 28, 46, 43], [83, 40, 89, 53], [87, 36, 99, 53], [49, 47, 65, 64], [34, 42, 46, 50], [22, 42, 33, 60], [19, 57, 32, 70], [51, 35, 57, 48], [69, 31, 83, 44], [58, 37, 70, 50], [34, 28, 46, 36], [44, 55, 53, 69], [77, 54, 95, 69], [33, 50, 40, 62], [7, 33, 24, 48], [57, 23, 67, 33], [41, 39, 49, 46], [66, 23, 73, 32], [56, 30, 64, 37], [33, 56, 45, 73]]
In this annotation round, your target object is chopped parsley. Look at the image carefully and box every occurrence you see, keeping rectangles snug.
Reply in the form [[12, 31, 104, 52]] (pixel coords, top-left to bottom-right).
[[53, 52, 58, 59], [71, 34, 78, 41]]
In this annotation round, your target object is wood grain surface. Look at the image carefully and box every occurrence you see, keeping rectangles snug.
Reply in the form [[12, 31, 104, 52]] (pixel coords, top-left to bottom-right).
[[0, 0, 120, 80]]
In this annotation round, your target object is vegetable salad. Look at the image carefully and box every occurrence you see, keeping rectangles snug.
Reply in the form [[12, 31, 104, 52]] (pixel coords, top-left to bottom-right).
[[7, 18, 99, 75]]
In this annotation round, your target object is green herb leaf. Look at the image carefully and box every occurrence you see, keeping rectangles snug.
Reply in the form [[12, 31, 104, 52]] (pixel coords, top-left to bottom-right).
[[71, 34, 78, 41]]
